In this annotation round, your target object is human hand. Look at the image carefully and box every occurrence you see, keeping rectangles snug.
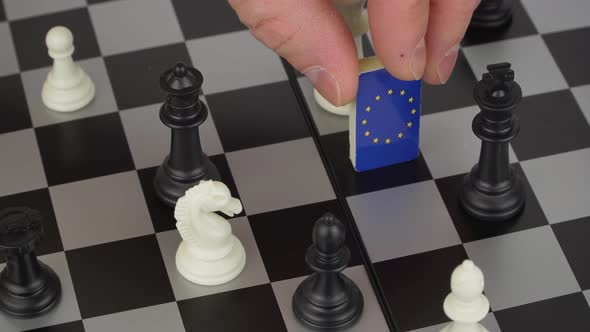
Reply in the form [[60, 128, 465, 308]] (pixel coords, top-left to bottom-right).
[[228, 0, 479, 106]]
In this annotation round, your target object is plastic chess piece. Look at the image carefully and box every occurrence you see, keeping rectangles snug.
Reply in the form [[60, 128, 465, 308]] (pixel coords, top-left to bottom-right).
[[313, 0, 369, 116], [459, 62, 525, 222], [292, 213, 363, 329], [41, 26, 95, 112], [469, 0, 513, 30], [0, 207, 61, 316], [174, 180, 245, 285], [154, 63, 220, 207], [440, 260, 490, 332]]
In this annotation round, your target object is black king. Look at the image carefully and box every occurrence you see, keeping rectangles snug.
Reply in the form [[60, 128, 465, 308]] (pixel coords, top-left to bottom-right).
[[154, 63, 220, 207], [460, 63, 525, 222]]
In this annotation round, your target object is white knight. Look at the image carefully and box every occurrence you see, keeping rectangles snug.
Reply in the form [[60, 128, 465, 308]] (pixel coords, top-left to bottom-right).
[[174, 180, 246, 286]]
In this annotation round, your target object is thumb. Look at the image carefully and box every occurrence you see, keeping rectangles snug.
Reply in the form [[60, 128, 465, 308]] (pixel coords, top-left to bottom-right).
[[228, 0, 358, 106]]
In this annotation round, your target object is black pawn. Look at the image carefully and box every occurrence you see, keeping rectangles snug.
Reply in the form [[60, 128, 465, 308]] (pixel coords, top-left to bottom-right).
[[469, 0, 513, 29], [154, 63, 220, 207], [292, 213, 363, 329], [0, 207, 61, 316], [460, 63, 525, 222]]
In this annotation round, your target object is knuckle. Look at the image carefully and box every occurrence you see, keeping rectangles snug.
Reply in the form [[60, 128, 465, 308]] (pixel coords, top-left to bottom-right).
[[250, 16, 302, 52]]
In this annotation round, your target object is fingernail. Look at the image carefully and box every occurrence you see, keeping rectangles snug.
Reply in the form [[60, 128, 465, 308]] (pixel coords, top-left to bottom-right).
[[437, 43, 460, 84], [303, 66, 342, 105], [410, 38, 426, 80]]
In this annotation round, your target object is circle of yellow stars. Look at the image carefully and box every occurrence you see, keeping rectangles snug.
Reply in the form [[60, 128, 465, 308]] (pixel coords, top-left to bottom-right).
[[361, 88, 417, 144]]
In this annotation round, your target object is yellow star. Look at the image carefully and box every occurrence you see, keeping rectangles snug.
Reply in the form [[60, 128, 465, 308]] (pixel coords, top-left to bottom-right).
[[373, 138, 379, 144], [385, 138, 391, 144], [408, 97, 414, 103], [375, 95, 381, 101], [365, 106, 371, 112], [387, 89, 393, 95], [411, 108, 417, 115], [361, 119, 367, 125], [397, 132, 404, 139], [407, 121, 413, 128], [364, 130, 370, 137], [400, 90, 406, 96]]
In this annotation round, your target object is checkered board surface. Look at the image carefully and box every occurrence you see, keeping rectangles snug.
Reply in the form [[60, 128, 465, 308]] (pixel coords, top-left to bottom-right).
[[294, 1, 590, 331], [0, 0, 392, 331]]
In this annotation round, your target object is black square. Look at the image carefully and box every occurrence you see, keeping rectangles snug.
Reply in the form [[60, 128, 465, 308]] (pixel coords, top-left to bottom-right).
[[552, 217, 590, 290], [0, 0, 5, 22], [462, 0, 538, 46], [178, 284, 287, 332], [9, 8, 100, 71], [249, 200, 362, 282], [25, 321, 85, 332], [0, 189, 63, 263], [435, 164, 549, 243], [374, 245, 469, 331], [319, 131, 432, 197], [35, 113, 135, 186], [171, 0, 246, 40], [138, 154, 243, 233], [207, 81, 311, 152], [544, 27, 590, 87], [510, 90, 590, 161], [104, 43, 192, 110], [495, 292, 590, 332], [421, 51, 477, 115], [0, 74, 32, 134], [66, 235, 175, 319]]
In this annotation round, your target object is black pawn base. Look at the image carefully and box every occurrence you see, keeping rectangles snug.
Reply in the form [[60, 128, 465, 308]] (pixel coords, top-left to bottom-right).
[[292, 273, 363, 329], [460, 167, 525, 222], [154, 155, 220, 208], [470, 1, 513, 29], [0, 261, 61, 317]]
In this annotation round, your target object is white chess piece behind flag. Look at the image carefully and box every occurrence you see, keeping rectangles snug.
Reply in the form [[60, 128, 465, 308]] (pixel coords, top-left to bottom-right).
[[42, 26, 95, 112], [440, 260, 490, 332], [313, 0, 369, 116], [174, 180, 246, 286]]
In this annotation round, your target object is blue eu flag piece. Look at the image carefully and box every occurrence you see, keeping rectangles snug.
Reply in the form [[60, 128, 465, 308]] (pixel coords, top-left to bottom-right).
[[350, 57, 422, 172]]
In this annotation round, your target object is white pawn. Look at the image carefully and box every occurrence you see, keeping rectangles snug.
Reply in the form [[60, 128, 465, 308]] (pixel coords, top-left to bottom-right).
[[440, 260, 490, 332], [42, 26, 95, 112], [174, 180, 246, 286]]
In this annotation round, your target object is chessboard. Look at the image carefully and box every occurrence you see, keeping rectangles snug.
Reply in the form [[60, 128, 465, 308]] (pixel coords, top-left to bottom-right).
[[0, 1, 588, 332], [294, 1, 590, 331]]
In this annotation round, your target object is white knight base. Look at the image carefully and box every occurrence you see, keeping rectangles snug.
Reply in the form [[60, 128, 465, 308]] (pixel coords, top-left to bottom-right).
[[176, 236, 246, 286]]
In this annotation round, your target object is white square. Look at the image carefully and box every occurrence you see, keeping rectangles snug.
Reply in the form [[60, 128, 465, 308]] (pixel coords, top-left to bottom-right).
[[421, 105, 518, 179], [521, 148, 590, 224], [271, 265, 390, 332], [463, 35, 568, 97], [347, 180, 461, 262], [3, 0, 85, 20], [50, 171, 154, 250], [156, 217, 269, 301], [226, 138, 335, 215], [572, 84, 590, 125], [464, 226, 580, 311], [521, 0, 590, 33], [120, 99, 223, 169], [187, 30, 287, 94], [83, 302, 184, 332], [22, 57, 118, 127], [89, 0, 183, 55], [0, 129, 47, 197], [0, 253, 81, 332]]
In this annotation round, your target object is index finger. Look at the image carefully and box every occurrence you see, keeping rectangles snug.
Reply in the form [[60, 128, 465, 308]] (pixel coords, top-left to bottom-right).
[[368, 0, 430, 81]]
